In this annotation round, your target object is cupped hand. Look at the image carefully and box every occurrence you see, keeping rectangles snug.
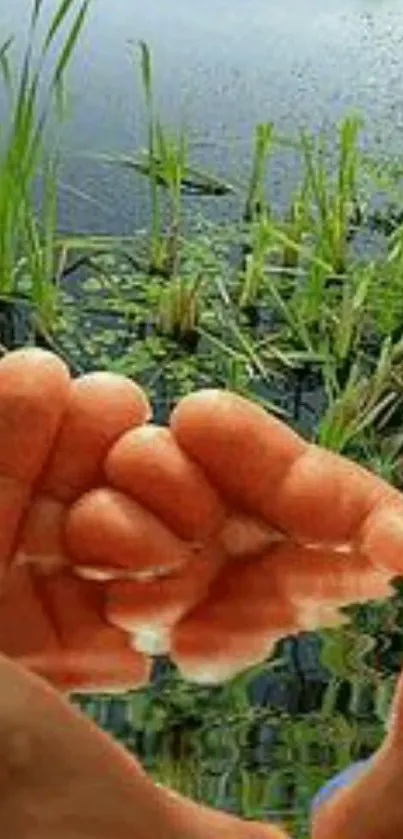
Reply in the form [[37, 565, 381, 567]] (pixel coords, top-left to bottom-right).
[[168, 390, 403, 680], [0, 348, 292, 839], [100, 386, 402, 683], [0, 347, 401, 692]]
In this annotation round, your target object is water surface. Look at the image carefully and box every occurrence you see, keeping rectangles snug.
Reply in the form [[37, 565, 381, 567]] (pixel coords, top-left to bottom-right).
[[2, 0, 403, 232]]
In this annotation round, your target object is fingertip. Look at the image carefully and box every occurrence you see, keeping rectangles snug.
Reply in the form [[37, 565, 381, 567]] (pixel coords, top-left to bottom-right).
[[105, 424, 225, 540], [40, 372, 152, 501], [169, 388, 305, 520], [359, 499, 403, 575]]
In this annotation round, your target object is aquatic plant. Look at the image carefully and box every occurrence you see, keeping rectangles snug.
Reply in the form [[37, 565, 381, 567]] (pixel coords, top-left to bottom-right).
[[238, 210, 273, 313], [244, 122, 274, 223], [317, 334, 402, 451], [298, 115, 364, 276], [156, 273, 202, 349], [0, 0, 89, 333]]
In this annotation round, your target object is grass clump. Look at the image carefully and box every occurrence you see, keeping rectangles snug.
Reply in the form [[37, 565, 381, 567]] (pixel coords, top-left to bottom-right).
[[0, 0, 89, 339]]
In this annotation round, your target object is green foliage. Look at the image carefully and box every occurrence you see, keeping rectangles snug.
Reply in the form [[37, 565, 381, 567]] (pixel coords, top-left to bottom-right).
[[4, 15, 403, 838], [0, 0, 89, 329]]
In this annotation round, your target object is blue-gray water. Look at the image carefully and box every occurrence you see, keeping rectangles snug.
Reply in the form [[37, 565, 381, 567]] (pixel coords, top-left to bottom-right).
[[1, 0, 403, 233]]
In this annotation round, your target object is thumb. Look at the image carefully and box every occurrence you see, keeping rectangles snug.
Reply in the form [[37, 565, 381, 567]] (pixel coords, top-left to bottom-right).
[[385, 665, 403, 747], [0, 652, 142, 780], [0, 653, 171, 839]]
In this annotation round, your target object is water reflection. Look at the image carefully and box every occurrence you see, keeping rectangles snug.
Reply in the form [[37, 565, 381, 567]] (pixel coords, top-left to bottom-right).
[[72, 610, 397, 839]]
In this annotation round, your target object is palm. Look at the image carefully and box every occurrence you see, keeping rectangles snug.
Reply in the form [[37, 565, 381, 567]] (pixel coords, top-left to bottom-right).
[[0, 348, 401, 692]]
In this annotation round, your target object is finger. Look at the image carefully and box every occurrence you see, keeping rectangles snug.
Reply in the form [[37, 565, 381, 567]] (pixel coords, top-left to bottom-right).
[[0, 348, 71, 483], [105, 544, 225, 655], [170, 540, 395, 684], [170, 556, 300, 683], [0, 653, 164, 833], [0, 565, 59, 659], [358, 499, 403, 575], [169, 389, 306, 525], [0, 563, 148, 694], [0, 563, 149, 692], [38, 371, 152, 502], [173, 624, 281, 684], [268, 543, 395, 609], [385, 667, 403, 748], [105, 424, 225, 540], [159, 786, 290, 839], [0, 349, 71, 575], [18, 372, 152, 574], [22, 571, 151, 693], [274, 455, 403, 576], [65, 488, 200, 574], [23, 643, 151, 694], [170, 390, 403, 570], [16, 496, 67, 575]]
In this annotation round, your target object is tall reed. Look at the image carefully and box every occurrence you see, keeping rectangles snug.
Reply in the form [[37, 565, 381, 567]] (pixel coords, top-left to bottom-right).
[[0, 0, 89, 329]]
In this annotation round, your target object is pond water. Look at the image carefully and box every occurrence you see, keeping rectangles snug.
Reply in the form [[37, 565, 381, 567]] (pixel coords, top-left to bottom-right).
[[2, 0, 403, 234], [1, 4, 403, 835]]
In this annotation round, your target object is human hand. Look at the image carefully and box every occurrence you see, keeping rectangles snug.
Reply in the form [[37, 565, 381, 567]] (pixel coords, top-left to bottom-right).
[[1, 345, 402, 839], [0, 348, 292, 839], [0, 347, 401, 691], [98, 386, 401, 683], [0, 346, 154, 692]]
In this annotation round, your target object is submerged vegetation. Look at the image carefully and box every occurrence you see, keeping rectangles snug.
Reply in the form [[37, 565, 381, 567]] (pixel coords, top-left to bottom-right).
[[3, 1, 403, 835]]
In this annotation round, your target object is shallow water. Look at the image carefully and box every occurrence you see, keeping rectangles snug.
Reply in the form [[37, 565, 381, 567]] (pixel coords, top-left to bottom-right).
[[2, 0, 403, 232]]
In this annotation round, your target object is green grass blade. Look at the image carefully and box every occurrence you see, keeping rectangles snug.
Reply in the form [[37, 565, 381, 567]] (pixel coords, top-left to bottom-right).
[[12, 44, 35, 138], [42, 157, 58, 283], [139, 40, 152, 105], [30, 0, 45, 29], [52, 0, 90, 90], [44, 0, 81, 52], [0, 36, 14, 93]]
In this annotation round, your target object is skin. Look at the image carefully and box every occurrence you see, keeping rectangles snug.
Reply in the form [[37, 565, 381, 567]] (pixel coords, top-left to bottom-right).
[[311, 667, 403, 839], [0, 347, 402, 838]]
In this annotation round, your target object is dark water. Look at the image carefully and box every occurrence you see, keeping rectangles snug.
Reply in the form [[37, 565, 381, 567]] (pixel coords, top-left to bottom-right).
[[2, 0, 403, 234]]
